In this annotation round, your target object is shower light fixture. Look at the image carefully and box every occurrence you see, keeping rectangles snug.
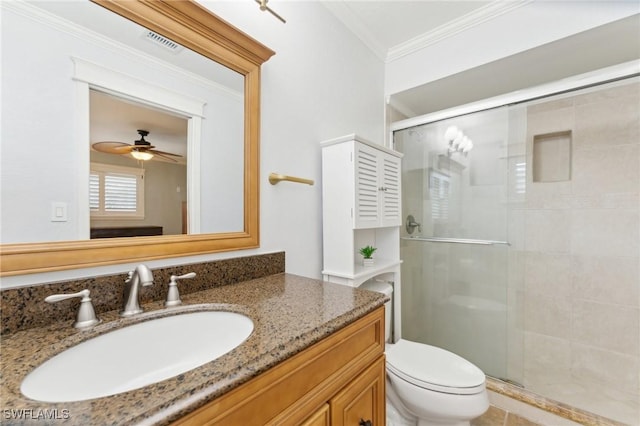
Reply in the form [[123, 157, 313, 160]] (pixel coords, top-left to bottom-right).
[[445, 126, 473, 156]]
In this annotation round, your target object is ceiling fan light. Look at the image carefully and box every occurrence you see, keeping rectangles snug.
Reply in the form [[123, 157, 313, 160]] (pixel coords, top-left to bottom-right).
[[131, 150, 154, 161]]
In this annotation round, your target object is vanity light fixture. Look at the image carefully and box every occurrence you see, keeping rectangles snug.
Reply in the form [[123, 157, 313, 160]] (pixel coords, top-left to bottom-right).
[[444, 125, 473, 156], [131, 150, 154, 161]]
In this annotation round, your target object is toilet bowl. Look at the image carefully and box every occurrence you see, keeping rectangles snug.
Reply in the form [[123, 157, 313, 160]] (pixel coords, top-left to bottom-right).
[[359, 280, 489, 426], [386, 339, 489, 426]]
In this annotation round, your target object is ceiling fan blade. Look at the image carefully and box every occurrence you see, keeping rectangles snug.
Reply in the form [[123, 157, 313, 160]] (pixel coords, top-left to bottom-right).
[[92, 141, 133, 154], [149, 149, 182, 157], [150, 151, 179, 162]]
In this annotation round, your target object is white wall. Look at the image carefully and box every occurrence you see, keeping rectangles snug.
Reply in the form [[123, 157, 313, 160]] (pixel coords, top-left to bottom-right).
[[1, 1, 385, 287], [198, 0, 387, 277], [385, 1, 640, 96]]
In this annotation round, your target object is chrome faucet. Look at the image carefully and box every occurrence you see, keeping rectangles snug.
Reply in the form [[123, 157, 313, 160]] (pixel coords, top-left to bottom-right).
[[121, 264, 154, 317]]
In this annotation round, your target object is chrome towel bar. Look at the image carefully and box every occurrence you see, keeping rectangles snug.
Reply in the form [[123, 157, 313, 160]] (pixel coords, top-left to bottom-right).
[[401, 236, 510, 246]]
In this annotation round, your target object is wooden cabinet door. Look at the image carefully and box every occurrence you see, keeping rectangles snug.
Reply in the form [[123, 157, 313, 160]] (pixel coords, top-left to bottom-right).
[[302, 404, 330, 426], [331, 355, 385, 426]]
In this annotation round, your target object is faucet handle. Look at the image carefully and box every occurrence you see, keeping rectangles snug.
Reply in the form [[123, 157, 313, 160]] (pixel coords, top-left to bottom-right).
[[45, 289, 101, 329], [165, 272, 196, 307]]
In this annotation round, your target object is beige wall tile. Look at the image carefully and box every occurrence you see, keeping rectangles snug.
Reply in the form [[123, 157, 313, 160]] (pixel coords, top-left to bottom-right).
[[572, 144, 639, 196], [572, 342, 640, 395], [570, 208, 639, 258], [524, 332, 572, 386], [572, 255, 639, 307], [524, 252, 573, 298], [527, 106, 574, 137], [528, 97, 575, 114], [574, 88, 640, 150], [524, 210, 572, 253], [573, 80, 639, 106], [524, 294, 572, 339], [572, 300, 639, 355]]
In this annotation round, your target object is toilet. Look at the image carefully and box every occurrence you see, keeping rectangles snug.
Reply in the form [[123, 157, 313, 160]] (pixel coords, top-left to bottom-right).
[[360, 280, 489, 426]]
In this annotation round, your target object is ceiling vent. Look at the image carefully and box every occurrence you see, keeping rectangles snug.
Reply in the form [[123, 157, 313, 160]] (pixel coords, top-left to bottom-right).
[[144, 31, 184, 53]]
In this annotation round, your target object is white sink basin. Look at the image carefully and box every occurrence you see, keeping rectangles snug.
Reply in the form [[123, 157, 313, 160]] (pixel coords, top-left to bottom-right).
[[21, 310, 253, 402]]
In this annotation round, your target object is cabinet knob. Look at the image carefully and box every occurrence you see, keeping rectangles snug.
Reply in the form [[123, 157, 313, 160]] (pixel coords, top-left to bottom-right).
[[359, 419, 372, 426]]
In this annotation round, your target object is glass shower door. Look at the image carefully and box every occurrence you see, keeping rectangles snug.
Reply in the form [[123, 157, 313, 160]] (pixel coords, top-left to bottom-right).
[[395, 107, 511, 380]]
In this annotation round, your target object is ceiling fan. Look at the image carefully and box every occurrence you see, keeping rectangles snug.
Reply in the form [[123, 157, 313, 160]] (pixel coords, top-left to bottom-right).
[[92, 130, 182, 162], [255, 0, 286, 23]]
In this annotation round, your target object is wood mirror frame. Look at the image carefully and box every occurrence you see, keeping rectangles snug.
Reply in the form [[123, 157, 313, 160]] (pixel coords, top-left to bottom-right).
[[0, 0, 274, 276]]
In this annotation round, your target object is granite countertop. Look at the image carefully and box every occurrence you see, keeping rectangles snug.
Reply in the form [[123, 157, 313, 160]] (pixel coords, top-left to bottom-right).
[[1, 273, 387, 425]]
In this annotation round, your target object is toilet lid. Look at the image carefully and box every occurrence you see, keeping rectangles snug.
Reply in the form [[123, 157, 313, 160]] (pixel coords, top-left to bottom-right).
[[386, 340, 486, 395]]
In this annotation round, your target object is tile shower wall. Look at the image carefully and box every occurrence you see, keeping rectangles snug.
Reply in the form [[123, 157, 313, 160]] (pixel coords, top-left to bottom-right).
[[507, 79, 639, 424]]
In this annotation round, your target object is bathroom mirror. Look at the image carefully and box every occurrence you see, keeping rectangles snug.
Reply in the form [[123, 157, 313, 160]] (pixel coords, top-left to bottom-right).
[[0, 0, 274, 276]]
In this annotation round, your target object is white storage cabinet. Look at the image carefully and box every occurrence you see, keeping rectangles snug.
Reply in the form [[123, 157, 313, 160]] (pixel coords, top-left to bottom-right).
[[321, 134, 402, 286]]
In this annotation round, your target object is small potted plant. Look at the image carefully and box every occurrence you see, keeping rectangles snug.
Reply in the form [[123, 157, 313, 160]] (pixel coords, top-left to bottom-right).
[[359, 245, 377, 267]]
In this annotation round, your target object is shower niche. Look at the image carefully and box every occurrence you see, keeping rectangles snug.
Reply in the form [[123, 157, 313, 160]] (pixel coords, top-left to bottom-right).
[[532, 130, 572, 182]]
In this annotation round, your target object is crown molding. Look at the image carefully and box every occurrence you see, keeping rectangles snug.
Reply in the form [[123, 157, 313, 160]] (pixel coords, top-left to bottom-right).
[[320, 1, 387, 62], [387, 0, 533, 62]]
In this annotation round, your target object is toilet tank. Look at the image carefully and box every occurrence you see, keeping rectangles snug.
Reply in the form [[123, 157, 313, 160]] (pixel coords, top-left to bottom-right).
[[359, 280, 393, 342]]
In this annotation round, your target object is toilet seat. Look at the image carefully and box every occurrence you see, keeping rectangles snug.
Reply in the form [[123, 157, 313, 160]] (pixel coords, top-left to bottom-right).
[[386, 339, 486, 395]]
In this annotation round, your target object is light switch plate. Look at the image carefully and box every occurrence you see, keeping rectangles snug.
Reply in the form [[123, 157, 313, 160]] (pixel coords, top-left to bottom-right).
[[51, 202, 68, 222]]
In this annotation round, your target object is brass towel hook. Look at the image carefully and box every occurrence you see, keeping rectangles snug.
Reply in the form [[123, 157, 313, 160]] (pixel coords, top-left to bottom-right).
[[269, 173, 314, 186]]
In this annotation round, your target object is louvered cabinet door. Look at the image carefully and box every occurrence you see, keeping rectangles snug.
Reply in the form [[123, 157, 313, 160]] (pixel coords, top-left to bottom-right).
[[354, 144, 402, 229], [379, 154, 401, 227], [354, 143, 380, 228]]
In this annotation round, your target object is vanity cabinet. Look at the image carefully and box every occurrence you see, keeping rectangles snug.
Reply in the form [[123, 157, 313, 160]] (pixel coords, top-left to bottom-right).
[[172, 307, 385, 426]]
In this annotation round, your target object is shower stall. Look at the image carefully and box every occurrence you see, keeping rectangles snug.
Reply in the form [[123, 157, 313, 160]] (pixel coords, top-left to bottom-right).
[[393, 74, 639, 425]]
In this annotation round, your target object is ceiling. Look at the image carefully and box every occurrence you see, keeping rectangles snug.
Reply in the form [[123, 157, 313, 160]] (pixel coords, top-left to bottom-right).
[[389, 13, 640, 117], [30, 1, 640, 139], [321, 1, 493, 60], [323, 1, 640, 118]]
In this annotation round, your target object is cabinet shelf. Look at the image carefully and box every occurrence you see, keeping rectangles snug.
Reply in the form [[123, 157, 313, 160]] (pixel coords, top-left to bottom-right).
[[322, 258, 402, 281]]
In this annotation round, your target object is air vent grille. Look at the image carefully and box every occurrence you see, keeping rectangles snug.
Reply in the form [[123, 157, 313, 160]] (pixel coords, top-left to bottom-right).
[[144, 31, 183, 53]]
